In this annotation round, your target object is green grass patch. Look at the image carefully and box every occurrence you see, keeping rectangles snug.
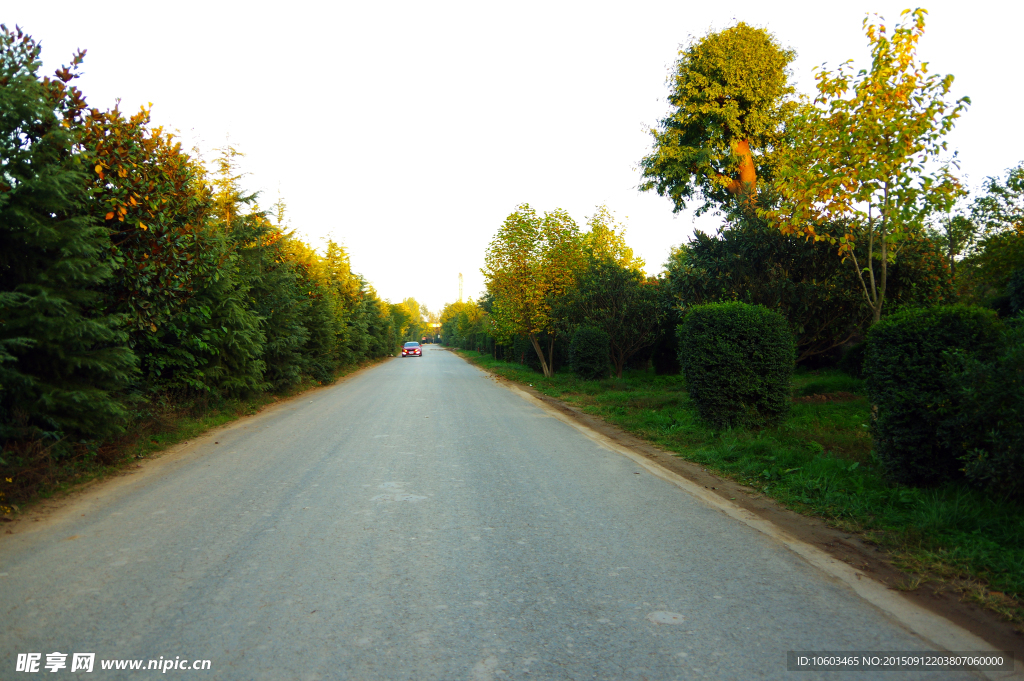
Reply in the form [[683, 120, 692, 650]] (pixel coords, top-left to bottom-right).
[[454, 348, 1024, 625], [793, 369, 866, 396]]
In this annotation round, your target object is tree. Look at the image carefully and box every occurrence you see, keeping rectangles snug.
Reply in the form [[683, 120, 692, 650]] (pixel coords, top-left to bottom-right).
[[0, 26, 136, 442], [665, 214, 953, 362], [323, 239, 363, 365], [400, 297, 425, 341], [439, 299, 485, 348], [768, 9, 969, 324], [664, 218, 867, 362], [928, 213, 977, 279], [556, 259, 662, 377], [972, 163, 1024, 236], [640, 22, 797, 214], [482, 204, 584, 377], [582, 206, 645, 270], [81, 105, 217, 336], [960, 163, 1024, 305]]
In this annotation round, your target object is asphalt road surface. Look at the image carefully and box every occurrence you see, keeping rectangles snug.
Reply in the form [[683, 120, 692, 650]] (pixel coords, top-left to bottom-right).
[[0, 346, 995, 680]]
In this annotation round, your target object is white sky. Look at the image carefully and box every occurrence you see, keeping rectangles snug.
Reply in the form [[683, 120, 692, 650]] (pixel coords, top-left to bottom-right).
[[6, 1, 1021, 313]]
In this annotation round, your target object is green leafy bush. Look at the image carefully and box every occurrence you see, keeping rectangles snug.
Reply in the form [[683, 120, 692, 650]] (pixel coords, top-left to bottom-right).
[[512, 335, 541, 371], [837, 341, 867, 379], [796, 371, 864, 396], [1007, 267, 1024, 316], [947, 320, 1024, 498], [677, 302, 794, 428], [569, 326, 610, 379], [864, 305, 1003, 486]]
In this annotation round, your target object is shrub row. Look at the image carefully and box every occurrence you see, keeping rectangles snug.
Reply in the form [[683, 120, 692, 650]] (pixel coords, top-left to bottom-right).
[[672, 301, 1022, 499], [865, 305, 1023, 496], [676, 302, 794, 429]]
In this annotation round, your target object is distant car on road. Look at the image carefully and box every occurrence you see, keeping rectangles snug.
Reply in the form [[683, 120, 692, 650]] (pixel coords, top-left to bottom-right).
[[401, 342, 422, 358]]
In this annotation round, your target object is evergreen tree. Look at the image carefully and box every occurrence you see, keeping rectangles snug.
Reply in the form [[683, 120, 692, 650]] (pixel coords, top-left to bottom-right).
[[0, 26, 136, 442]]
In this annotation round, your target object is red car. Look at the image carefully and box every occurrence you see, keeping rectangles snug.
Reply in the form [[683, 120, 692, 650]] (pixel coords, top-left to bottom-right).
[[402, 341, 422, 357]]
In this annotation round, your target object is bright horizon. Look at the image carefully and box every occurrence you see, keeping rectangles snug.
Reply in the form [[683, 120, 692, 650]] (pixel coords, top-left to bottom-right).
[[7, 0, 1021, 313]]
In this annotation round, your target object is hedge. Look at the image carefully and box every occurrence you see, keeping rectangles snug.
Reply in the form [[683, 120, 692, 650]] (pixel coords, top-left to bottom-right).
[[864, 304, 1003, 486], [677, 302, 794, 429]]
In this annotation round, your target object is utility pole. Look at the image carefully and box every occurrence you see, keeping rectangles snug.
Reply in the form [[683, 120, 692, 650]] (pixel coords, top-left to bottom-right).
[[458, 273, 463, 303]]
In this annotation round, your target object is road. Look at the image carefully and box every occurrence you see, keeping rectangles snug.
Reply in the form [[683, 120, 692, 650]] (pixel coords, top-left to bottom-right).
[[0, 345, 998, 679]]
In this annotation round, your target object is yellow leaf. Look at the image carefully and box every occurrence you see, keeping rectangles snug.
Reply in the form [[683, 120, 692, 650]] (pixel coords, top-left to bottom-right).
[[94, 164, 102, 174], [139, 222, 147, 231], [104, 212, 114, 220]]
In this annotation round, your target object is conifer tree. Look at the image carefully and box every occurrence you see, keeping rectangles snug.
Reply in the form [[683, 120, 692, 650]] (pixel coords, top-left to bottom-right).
[[0, 26, 136, 442]]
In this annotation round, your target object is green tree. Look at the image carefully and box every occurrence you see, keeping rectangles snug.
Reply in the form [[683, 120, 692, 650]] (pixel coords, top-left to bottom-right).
[[556, 259, 662, 377], [665, 214, 954, 362], [640, 22, 797, 214], [0, 26, 136, 442], [769, 9, 969, 324], [665, 218, 866, 362], [323, 239, 364, 365], [439, 299, 486, 349], [81, 105, 217, 336], [582, 206, 645, 270], [960, 163, 1024, 304], [400, 297, 425, 341], [927, 213, 977, 279], [972, 163, 1024, 235], [482, 204, 584, 377]]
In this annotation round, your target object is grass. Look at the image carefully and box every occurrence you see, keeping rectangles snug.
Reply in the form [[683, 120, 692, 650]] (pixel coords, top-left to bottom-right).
[[454, 348, 1024, 627]]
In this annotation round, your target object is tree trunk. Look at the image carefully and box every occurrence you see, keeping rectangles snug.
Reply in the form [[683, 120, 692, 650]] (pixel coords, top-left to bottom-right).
[[528, 334, 553, 378], [725, 139, 757, 207], [873, 254, 887, 325]]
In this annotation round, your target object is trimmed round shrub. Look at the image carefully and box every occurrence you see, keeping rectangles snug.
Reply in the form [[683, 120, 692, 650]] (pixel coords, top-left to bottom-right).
[[569, 326, 610, 379], [864, 304, 1003, 486], [676, 302, 795, 429], [949, 320, 1024, 498]]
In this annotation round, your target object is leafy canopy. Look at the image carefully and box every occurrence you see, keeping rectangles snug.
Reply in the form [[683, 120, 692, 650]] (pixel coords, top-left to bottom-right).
[[768, 9, 968, 323], [482, 204, 584, 377], [960, 163, 1024, 300], [640, 22, 796, 214], [582, 206, 645, 271], [555, 259, 661, 378]]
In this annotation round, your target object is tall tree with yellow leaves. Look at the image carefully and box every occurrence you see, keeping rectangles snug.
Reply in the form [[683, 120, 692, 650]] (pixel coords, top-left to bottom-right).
[[483, 204, 584, 377], [767, 9, 969, 324]]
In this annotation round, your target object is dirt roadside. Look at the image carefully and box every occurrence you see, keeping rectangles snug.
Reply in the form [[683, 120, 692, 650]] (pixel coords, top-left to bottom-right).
[[476, 368, 1023, 661]]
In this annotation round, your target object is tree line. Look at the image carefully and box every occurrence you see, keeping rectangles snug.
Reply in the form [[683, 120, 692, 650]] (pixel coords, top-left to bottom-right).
[[450, 11, 1022, 496], [0, 27, 419, 504]]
